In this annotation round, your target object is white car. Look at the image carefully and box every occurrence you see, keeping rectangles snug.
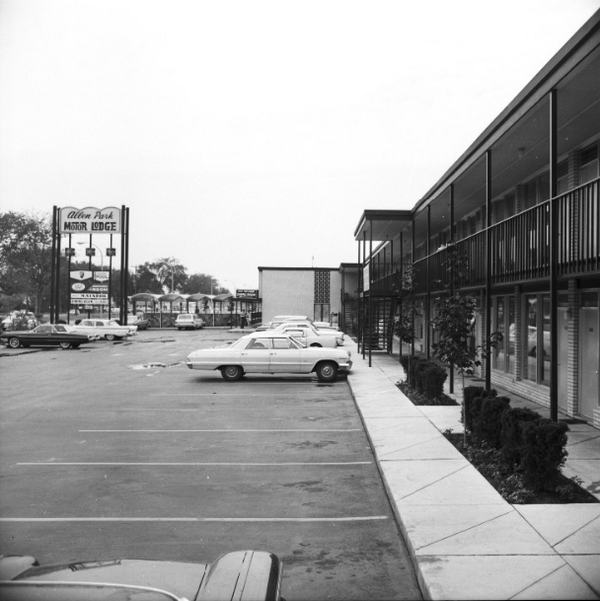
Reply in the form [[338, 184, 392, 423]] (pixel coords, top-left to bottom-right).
[[70, 318, 137, 341], [175, 313, 205, 330], [273, 322, 343, 347], [268, 315, 311, 328], [313, 321, 345, 341], [186, 331, 352, 382]]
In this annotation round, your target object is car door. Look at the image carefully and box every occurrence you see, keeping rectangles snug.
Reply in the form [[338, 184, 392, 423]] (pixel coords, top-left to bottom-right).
[[239, 337, 273, 373], [269, 336, 305, 373], [29, 325, 53, 345]]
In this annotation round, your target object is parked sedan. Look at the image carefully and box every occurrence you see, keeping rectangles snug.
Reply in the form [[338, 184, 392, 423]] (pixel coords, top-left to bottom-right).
[[0, 324, 92, 349], [273, 322, 344, 347], [0, 549, 283, 601], [186, 331, 352, 382], [70, 318, 137, 341]]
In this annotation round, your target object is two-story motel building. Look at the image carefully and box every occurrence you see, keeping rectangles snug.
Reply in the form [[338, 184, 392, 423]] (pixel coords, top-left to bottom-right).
[[354, 10, 600, 427]]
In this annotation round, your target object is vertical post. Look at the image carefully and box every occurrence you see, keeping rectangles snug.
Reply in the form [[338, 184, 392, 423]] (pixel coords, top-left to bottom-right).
[[362, 231, 366, 360], [398, 231, 403, 364], [549, 89, 558, 422], [369, 220, 373, 367], [50, 206, 58, 324], [426, 205, 431, 359], [108, 234, 113, 320], [449, 185, 455, 394], [55, 214, 61, 324], [485, 150, 493, 391], [67, 234, 72, 324], [87, 233, 93, 318]]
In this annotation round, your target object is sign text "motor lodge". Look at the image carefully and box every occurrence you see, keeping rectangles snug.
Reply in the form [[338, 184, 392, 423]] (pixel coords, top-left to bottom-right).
[[59, 206, 121, 234]]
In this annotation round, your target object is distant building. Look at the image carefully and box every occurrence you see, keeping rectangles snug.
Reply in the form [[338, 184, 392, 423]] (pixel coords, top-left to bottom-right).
[[354, 11, 600, 427], [258, 265, 359, 331]]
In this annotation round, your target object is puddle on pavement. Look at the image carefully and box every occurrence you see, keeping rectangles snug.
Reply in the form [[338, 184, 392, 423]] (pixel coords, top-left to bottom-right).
[[129, 361, 183, 370]]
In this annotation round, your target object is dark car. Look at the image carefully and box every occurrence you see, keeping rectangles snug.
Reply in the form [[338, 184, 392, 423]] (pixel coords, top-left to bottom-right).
[[0, 323, 92, 350], [0, 550, 283, 601]]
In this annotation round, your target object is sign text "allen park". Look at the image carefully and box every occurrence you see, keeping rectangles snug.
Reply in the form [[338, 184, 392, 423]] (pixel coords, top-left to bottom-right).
[[60, 206, 121, 234]]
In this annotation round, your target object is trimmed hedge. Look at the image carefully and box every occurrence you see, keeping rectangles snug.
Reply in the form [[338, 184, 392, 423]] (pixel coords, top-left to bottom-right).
[[461, 386, 570, 491], [472, 396, 511, 448], [500, 407, 540, 468], [463, 387, 496, 433], [521, 418, 569, 490]]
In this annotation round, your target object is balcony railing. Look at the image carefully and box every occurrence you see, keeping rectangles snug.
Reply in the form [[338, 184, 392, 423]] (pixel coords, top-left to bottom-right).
[[365, 178, 599, 295]]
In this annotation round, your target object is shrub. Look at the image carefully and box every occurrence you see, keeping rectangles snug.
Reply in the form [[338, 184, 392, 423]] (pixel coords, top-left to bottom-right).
[[464, 388, 496, 433], [521, 419, 569, 491], [422, 363, 447, 400], [472, 396, 510, 448], [411, 357, 429, 393], [463, 386, 484, 431], [500, 407, 541, 468]]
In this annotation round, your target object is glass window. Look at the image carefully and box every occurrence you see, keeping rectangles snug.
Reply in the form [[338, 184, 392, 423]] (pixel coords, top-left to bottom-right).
[[542, 296, 551, 386], [273, 338, 294, 349], [525, 296, 537, 382], [493, 297, 505, 369], [507, 297, 515, 373]]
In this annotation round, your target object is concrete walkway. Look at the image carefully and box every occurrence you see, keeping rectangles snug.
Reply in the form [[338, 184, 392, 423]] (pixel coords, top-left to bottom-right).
[[346, 343, 600, 600]]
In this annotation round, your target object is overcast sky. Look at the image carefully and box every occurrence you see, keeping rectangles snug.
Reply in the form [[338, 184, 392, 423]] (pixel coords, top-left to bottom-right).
[[1, 0, 599, 291]]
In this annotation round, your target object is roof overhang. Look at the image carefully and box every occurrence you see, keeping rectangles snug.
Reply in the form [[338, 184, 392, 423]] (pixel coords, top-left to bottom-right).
[[353, 210, 412, 241]]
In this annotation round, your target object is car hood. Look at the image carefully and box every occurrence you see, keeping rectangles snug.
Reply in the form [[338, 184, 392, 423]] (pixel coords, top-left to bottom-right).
[[11, 558, 208, 600]]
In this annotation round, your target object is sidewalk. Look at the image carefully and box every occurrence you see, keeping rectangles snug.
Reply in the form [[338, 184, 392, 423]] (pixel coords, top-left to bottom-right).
[[346, 343, 600, 600]]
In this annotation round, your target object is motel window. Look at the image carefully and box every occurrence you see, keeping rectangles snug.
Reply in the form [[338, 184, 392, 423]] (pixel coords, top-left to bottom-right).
[[580, 143, 599, 184]]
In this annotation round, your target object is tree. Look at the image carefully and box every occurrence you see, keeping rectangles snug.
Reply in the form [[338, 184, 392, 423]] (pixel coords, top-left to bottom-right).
[[131, 263, 164, 294], [0, 211, 53, 313], [152, 258, 188, 293]]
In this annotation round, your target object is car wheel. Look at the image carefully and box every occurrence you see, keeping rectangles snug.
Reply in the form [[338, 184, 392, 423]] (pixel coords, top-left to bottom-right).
[[59, 341, 72, 349], [316, 361, 337, 383], [105, 334, 115, 341], [8, 337, 21, 349], [221, 365, 244, 381], [310, 343, 322, 347]]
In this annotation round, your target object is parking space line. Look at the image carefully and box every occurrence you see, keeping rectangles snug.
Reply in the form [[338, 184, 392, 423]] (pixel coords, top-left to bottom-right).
[[79, 428, 361, 433], [17, 461, 371, 466], [0, 516, 388, 522]]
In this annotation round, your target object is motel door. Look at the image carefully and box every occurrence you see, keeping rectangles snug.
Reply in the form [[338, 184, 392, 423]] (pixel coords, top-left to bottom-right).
[[579, 294, 599, 421]]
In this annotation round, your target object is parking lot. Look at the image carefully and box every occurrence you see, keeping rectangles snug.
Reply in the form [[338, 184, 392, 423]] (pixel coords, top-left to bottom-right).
[[0, 328, 421, 600]]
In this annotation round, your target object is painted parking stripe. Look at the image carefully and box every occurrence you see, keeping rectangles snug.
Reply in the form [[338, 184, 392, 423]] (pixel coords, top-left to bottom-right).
[[79, 428, 362, 433], [0, 516, 388, 523], [17, 461, 371, 466]]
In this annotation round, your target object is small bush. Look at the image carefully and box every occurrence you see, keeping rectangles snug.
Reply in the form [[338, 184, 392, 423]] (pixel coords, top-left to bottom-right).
[[464, 388, 497, 433], [521, 419, 569, 491], [411, 358, 430, 393], [500, 407, 541, 468], [422, 363, 447, 400], [472, 396, 511, 448]]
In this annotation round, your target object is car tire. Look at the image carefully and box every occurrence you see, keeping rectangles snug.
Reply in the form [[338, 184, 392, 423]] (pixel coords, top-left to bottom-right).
[[59, 341, 72, 349], [8, 337, 21, 349], [316, 361, 337, 383], [310, 343, 322, 347], [105, 334, 115, 341], [221, 365, 244, 381]]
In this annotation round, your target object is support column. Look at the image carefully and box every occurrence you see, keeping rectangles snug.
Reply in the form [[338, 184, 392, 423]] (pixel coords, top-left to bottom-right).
[[549, 89, 558, 422], [485, 150, 492, 391]]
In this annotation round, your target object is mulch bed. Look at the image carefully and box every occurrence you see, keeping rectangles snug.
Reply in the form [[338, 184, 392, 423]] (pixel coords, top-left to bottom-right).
[[397, 380, 597, 504]]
